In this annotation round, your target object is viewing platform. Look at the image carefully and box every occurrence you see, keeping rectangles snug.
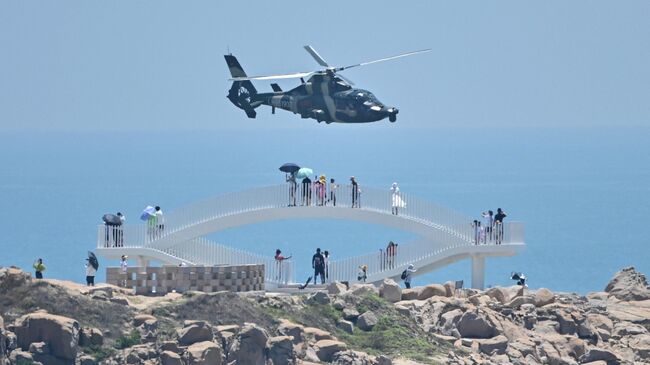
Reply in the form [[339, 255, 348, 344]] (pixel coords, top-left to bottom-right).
[[96, 184, 525, 289]]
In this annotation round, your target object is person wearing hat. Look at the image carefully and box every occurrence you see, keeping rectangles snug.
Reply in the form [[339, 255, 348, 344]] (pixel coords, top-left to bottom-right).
[[403, 264, 417, 289], [120, 255, 128, 287], [350, 176, 360, 208]]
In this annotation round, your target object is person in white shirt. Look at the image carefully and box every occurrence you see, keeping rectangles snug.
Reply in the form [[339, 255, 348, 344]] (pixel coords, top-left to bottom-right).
[[120, 255, 128, 287], [391, 182, 405, 215], [403, 264, 417, 288], [481, 210, 494, 242], [154, 206, 165, 237], [85, 259, 96, 286]]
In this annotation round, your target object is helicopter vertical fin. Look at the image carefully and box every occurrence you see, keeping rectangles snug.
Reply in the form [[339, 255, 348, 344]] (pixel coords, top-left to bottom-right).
[[225, 54, 258, 118]]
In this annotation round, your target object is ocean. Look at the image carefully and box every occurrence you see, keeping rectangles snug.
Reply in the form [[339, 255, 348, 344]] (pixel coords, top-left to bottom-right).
[[1, 126, 649, 293]]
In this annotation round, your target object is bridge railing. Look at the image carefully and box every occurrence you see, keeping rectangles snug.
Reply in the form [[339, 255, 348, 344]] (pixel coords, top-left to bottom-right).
[[157, 237, 295, 285], [98, 184, 485, 249]]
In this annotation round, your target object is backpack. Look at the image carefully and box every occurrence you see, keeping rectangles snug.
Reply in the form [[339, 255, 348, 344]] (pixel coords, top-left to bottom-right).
[[401, 270, 408, 280]]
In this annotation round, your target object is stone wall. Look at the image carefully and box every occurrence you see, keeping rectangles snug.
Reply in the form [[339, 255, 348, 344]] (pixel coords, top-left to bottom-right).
[[106, 264, 264, 295]]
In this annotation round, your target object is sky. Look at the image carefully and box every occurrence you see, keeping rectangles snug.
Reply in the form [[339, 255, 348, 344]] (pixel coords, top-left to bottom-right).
[[0, 1, 648, 132]]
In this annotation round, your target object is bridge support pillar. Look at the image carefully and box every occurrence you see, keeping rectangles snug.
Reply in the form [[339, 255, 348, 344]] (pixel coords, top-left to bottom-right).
[[471, 255, 485, 290], [137, 256, 150, 274]]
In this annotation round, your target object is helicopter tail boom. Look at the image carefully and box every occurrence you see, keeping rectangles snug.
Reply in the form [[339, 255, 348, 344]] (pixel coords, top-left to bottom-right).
[[225, 54, 259, 118]]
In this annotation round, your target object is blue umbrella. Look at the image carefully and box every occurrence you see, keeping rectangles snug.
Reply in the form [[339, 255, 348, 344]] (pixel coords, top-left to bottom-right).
[[295, 167, 314, 179], [140, 206, 155, 221]]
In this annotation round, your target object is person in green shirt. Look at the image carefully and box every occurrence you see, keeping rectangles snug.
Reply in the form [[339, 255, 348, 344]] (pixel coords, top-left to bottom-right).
[[33, 258, 45, 279]]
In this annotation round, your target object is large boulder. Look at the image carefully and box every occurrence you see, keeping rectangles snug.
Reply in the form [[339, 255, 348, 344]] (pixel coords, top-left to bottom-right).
[[231, 323, 269, 365], [79, 327, 103, 347], [477, 335, 508, 355], [628, 333, 650, 359], [314, 339, 347, 362], [418, 284, 447, 300], [177, 321, 214, 346], [187, 341, 222, 365], [604, 266, 650, 301], [332, 350, 375, 365], [308, 291, 331, 305], [578, 347, 620, 364], [337, 320, 354, 334], [379, 279, 402, 303], [401, 288, 420, 301], [13, 312, 80, 360], [578, 314, 613, 341], [277, 320, 304, 344], [342, 308, 360, 321], [327, 282, 348, 295], [268, 335, 295, 365], [357, 311, 379, 331], [160, 351, 183, 365], [348, 284, 379, 297], [485, 287, 509, 304], [534, 288, 555, 307], [304, 327, 334, 341], [457, 311, 498, 339], [438, 309, 463, 337]]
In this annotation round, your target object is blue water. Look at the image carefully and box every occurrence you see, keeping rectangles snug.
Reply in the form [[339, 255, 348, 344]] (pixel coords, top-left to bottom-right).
[[1, 127, 649, 293]]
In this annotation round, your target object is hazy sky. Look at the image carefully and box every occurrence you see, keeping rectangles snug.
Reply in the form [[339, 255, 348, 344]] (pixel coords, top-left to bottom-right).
[[1, 1, 648, 132]]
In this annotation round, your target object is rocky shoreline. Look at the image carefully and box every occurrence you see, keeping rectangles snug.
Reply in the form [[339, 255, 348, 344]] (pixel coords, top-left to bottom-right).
[[0, 266, 648, 365]]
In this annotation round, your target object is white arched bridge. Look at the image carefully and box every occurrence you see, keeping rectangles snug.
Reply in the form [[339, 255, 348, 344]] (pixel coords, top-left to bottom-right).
[[96, 184, 525, 289]]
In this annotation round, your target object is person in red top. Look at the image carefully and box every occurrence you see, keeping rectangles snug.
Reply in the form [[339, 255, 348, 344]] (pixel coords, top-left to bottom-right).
[[275, 249, 292, 282]]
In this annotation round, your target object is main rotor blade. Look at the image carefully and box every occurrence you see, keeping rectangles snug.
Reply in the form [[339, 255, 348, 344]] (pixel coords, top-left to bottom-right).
[[230, 71, 314, 82], [304, 45, 330, 67], [338, 49, 431, 71]]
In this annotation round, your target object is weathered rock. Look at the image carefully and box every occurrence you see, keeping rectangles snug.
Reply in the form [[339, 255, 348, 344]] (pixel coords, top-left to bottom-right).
[[443, 281, 456, 297], [314, 339, 348, 362], [604, 266, 650, 301], [327, 282, 348, 295], [578, 314, 613, 341], [357, 311, 378, 331], [343, 308, 360, 321], [578, 347, 620, 364], [9, 350, 33, 364], [401, 288, 420, 300], [506, 295, 535, 309], [337, 319, 354, 334], [418, 284, 447, 300], [607, 299, 650, 323], [277, 320, 304, 344], [612, 321, 647, 338], [160, 341, 181, 353], [187, 341, 222, 365], [90, 290, 109, 301], [555, 310, 577, 335], [333, 298, 346, 310], [177, 320, 214, 346], [133, 314, 157, 328], [628, 333, 650, 359], [109, 296, 130, 306], [438, 308, 463, 337], [332, 349, 375, 365], [79, 354, 98, 365], [308, 291, 331, 305], [457, 311, 497, 339], [379, 279, 402, 303], [485, 287, 509, 304], [160, 350, 183, 365], [268, 335, 295, 365], [304, 327, 334, 341], [477, 335, 508, 355], [231, 323, 269, 365], [534, 288, 555, 307], [13, 312, 80, 360], [79, 327, 104, 347], [348, 283, 379, 297]]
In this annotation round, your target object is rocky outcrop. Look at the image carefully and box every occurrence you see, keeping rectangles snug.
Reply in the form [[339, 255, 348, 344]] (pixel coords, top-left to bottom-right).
[[533, 288, 555, 307], [268, 335, 294, 365], [379, 279, 402, 303], [605, 267, 650, 301], [314, 339, 348, 362], [457, 311, 497, 339], [230, 323, 269, 365], [357, 311, 379, 331], [177, 320, 214, 346], [418, 284, 447, 300], [13, 312, 80, 361], [327, 282, 348, 295], [186, 341, 222, 365]]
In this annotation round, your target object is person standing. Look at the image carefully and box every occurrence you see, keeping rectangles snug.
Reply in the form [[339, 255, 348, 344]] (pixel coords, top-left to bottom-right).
[[403, 264, 416, 289], [323, 250, 330, 282], [274, 249, 292, 282], [481, 210, 494, 243], [120, 255, 128, 287], [302, 176, 312, 206], [154, 206, 165, 237], [318, 175, 327, 206], [386, 241, 397, 269], [312, 248, 326, 284], [350, 176, 360, 208], [85, 259, 96, 286], [494, 208, 507, 244], [329, 178, 338, 206], [115, 212, 125, 247], [391, 182, 403, 215], [33, 258, 45, 279], [286, 173, 297, 206]]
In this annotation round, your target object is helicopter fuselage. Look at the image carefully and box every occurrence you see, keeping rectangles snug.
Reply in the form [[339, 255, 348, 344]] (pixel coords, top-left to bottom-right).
[[251, 74, 399, 124]]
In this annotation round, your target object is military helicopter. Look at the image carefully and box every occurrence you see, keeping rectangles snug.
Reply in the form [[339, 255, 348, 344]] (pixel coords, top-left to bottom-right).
[[224, 46, 430, 124]]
